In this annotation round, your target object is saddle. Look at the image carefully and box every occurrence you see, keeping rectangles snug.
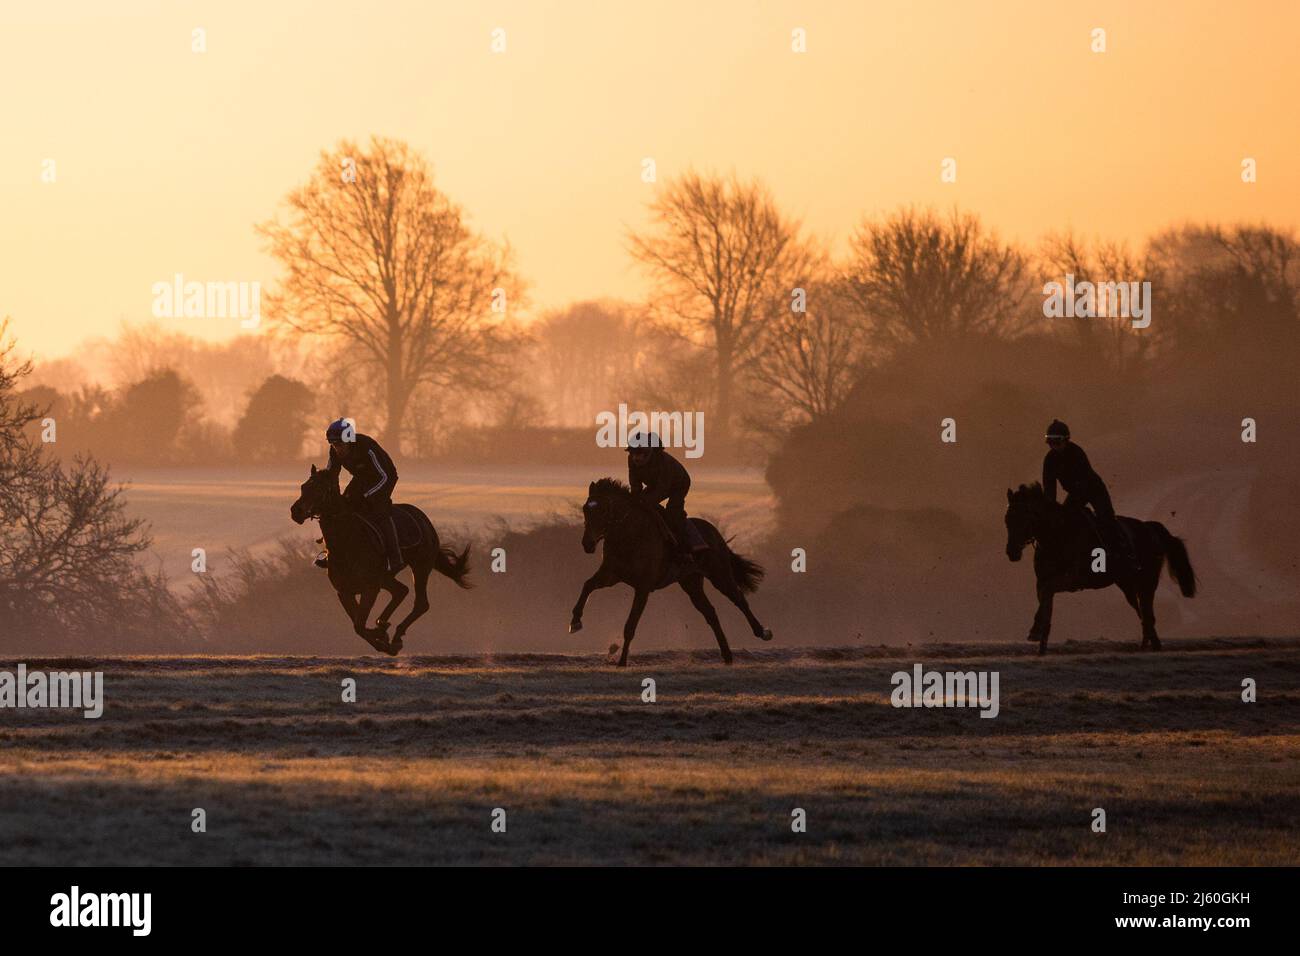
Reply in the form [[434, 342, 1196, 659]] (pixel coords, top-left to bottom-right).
[[356, 505, 424, 554], [1080, 507, 1137, 559], [639, 502, 679, 548]]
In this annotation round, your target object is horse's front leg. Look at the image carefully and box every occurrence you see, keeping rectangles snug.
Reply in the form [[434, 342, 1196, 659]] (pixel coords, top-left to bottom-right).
[[336, 591, 361, 629], [350, 584, 396, 655], [617, 588, 650, 667], [1029, 580, 1055, 655], [569, 565, 617, 633], [375, 577, 410, 630]]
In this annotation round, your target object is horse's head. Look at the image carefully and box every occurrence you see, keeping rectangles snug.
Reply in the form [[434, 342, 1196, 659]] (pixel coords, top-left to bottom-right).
[[290, 464, 342, 524], [1004, 482, 1048, 561], [581, 477, 630, 553]]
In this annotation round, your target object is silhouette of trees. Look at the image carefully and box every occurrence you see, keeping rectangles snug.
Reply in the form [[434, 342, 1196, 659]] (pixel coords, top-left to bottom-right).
[[0, 322, 181, 646], [259, 136, 522, 453], [629, 171, 816, 446], [233, 374, 316, 462], [1038, 232, 1155, 376], [750, 278, 868, 426], [528, 300, 644, 427], [1148, 224, 1299, 363], [844, 208, 1031, 350]]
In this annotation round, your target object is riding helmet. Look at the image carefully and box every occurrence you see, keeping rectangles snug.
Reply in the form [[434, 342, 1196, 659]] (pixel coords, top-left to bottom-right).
[[627, 430, 663, 452]]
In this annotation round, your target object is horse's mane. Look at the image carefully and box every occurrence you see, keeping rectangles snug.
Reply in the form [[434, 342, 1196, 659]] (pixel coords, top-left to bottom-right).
[[1010, 481, 1059, 509], [590, 476, 630, 498]]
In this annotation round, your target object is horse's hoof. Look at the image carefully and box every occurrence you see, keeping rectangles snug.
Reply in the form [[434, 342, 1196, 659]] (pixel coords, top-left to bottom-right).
[[568, 620, 583, 634], [757, 627, 773, 641], [386, 637, 403, 656], [722, 655, 734, 665]]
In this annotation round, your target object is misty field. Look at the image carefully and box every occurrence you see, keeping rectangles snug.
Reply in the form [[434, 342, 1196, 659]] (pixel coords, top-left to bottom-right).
[[1, 638, 1297, 865]]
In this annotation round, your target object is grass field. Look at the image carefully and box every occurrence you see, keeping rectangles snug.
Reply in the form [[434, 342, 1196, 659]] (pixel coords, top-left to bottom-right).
[[2, 637, 1296, 865]]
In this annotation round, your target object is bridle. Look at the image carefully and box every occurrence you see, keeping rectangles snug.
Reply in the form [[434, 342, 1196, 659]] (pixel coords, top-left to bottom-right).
[[584, 493, 633, 545]]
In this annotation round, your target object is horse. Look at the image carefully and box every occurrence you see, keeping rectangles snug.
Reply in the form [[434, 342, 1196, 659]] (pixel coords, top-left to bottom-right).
[[569, 477, 773, 666], [290, 464, 471, 655], [1004, 482, 1196, 654]]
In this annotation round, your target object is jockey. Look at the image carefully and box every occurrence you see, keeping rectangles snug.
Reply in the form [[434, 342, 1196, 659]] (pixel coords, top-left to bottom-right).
[[1042, 419, 1139, 572], [324, 419, 402, 572], [627, 430, 709, 561]]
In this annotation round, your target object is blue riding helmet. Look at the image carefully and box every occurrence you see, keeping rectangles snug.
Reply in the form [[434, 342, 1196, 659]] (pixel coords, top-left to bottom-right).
[[325, 419, 352, 442]]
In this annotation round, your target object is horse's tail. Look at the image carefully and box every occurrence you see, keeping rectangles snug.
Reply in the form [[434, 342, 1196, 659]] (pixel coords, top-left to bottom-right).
[[1155, 523, 1197, 597], [436, 543, 473, 590], [727, 542, 765, 594]]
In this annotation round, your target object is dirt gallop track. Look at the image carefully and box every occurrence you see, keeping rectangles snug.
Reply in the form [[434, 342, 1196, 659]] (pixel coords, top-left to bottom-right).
[[2, 639, 1297, 865]]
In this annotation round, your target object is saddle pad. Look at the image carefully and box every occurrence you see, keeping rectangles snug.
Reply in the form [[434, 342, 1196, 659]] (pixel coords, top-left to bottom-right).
[[1082, 509, 1137, 559], [358, 506, 423, 551]]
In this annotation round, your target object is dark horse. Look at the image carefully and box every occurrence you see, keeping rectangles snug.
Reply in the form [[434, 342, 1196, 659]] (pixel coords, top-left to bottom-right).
[[290, 465, 471, 655], [1004, 482, 1196, 654], [569, 478, 772, 666]]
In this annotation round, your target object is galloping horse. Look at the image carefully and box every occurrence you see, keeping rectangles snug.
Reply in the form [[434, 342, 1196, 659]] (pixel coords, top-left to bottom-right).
[[1004, 482, 1196, 654], [570, 478, 772, 666], [291, 464, 470, 655]]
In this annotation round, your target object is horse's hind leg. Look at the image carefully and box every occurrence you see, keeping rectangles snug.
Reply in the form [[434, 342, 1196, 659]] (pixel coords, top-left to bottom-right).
[[707, 563, 771, 641], [375, 577, 410, 630], [392, 562, 432, 643], [1138, 583, 1160, 651], [616, 588, 650, 668], [356, 585, 383, 636], [1118, 582, 1143, 647], [681, 577, 733, 664]]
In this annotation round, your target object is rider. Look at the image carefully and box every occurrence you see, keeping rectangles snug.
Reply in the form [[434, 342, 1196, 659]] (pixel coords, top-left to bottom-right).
[[324, 419, 402, 572], [627, 430, 709, 564], [1042, 419, 1139, 572]]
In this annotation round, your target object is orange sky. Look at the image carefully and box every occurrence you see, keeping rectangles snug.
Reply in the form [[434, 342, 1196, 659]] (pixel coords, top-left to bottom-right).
[[2, 0, 1297, 359]]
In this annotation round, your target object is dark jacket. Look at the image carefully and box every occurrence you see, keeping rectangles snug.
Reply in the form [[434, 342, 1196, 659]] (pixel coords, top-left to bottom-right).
[[328, 433, 397, 501], [629, 449, 691, 506], [1042, 441, 1104, 506]]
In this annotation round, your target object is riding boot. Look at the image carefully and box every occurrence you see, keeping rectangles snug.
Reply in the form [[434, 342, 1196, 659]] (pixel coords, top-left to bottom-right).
[[381, 517, 402, 572]]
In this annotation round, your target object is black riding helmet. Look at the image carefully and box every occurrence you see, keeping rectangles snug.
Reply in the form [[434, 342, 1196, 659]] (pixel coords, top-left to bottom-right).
[[627, 431, 663, 455], [1045, 419, 1070, 441]]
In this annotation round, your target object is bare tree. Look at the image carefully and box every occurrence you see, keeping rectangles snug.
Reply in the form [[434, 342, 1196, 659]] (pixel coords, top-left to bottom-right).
[[0, 322, 181, 646], [1147, 223, 1299, 356], [628, 171, 813, 445], [844, 207, 1030, 350], [529, 300, 644, 427], [258, 137, 522, 452], [1039, 232, 1156, 375], [751, 278, 868, 424]]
